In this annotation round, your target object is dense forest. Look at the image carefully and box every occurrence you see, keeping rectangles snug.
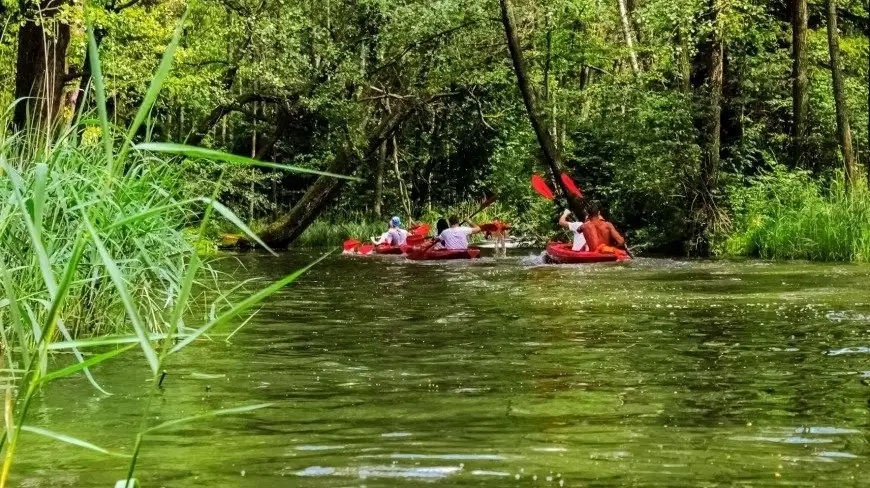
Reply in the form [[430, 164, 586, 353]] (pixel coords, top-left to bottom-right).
[[3, 0, 869, 256]]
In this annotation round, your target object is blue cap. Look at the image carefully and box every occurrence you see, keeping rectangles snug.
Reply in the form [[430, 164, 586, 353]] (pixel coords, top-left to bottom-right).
[[390, 216, 401, 227]]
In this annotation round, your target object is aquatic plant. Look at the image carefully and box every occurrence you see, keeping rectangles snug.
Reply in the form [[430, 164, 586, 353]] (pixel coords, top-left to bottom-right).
[[0, 20, 348, 487]]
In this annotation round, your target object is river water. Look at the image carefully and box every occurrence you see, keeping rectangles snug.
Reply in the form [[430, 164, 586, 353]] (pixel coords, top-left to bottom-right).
[[15, 251, 870, 486]]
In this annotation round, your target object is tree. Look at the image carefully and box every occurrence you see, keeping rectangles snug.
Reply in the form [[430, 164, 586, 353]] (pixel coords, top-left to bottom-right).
[[617, 0, 641, 75], [824, 0, 856, 186], [791, 0, 808, 168], [498, 0, 583, 215], [13, 0, 72, 129]]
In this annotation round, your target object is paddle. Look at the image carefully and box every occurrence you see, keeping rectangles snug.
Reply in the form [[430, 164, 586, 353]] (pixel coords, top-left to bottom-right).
[[561, 173, 583, 199], [531, 174, 555, 200], [342, 239, 361, 252], [421, 195, 497, 253]]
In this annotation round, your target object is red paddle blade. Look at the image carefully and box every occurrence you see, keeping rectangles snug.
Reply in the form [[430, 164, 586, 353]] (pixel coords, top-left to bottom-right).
[[357, 243, 374, 255], [343, 239, 361, 251], [531, 174, 555, 200], [411, 223, 430, 236], [561, 173, 583, 198]]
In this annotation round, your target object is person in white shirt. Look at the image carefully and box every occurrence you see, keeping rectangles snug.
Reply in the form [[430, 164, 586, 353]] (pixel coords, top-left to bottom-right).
[[558, 208, 587, 251], [372, 216, 408, 246], [436, 215, 481, 250]]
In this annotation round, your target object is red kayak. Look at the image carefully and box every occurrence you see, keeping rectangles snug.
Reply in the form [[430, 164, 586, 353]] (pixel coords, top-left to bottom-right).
[[406, 247, 481, 261], [545, 242, 630, 264], [372, 244, 404, 255]]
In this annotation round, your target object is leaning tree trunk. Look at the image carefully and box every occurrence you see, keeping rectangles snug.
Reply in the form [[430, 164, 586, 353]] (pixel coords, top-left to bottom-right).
[[791, 0, 809, 169], [14, 0, 72, 130], [825, 0, 856, 186], [498, 0, 583, 214], [250, 103, 419, 249]]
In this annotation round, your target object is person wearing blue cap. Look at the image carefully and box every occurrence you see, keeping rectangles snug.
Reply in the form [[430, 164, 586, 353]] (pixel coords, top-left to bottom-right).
[[371, 216, 408, 247]]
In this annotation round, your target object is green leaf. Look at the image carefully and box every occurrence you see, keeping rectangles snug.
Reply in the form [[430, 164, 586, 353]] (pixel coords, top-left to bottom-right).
[[32, 163, 47, 235], [81, 211, 160, 375], [21, 426, 130, 458], [133, 143, 361, 181], [87, 23, 113, 171], [170, 251, 332, 353], [106, 198, 202, 230], [205, 198, 275, 255], [39, 344, 137, 384], [144, 403, 273, 433], [48, 333, 178, 350]]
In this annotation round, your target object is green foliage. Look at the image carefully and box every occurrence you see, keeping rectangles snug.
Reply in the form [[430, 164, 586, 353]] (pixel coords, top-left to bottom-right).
[[721, 166, 870, 262], [1, 0, 868, 258]]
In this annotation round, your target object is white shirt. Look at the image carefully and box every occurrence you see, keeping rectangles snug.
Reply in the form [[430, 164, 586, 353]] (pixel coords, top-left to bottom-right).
[[386, 228, 408, 246], [438, 226, 474, 250], [568, 222, 587, 251]]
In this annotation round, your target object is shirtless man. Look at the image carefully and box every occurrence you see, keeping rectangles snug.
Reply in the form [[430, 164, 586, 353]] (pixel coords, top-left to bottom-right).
[[582, 203, 627, 257]]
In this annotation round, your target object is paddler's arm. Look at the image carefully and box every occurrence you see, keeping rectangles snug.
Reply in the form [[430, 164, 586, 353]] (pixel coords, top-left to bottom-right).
[[607, 222, 626, 247], [558, 209, 572, 228]]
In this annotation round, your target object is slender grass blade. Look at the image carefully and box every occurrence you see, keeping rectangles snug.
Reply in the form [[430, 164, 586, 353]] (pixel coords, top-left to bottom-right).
[[117, 10, 188, 164], [170, 251, 332, 353], [40, 344, 136, 384], [81, 212, 160, 374], [144, 403, 273, 433], [133, 143, 361, 181], [21, 426, 129, 458], [86, 23, 113, 170]]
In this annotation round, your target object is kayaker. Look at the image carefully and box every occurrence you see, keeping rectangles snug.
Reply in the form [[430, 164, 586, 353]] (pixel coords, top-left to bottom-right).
[[582, 203, 627, 257], [435, 215, 481, 250], [558, 208, 588, 252], [372, 216, 408, 247], [435, 218, 449, 237]]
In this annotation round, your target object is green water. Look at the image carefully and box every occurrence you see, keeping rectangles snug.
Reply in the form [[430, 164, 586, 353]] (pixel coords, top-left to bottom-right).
[[16, 252, 870, 486]]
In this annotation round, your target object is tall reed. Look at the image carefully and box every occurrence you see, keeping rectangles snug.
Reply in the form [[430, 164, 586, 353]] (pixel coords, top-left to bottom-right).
[[0, 18, 353, 487], [723, 165, 870, 262]]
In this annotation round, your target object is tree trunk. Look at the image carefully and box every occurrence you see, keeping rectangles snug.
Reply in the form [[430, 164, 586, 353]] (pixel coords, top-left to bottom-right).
[[688, 1, 724, 256], [498, 0, 582, 214], [791, 0, 809, 168], [14, 0, 72, 129], [391, 136, 413, 217], [825, 0, 856, 186], [373, 140, 386, 216], [617, 0, 640, 75], [251, 103, 420, 249], [702, 41, 723, 204]]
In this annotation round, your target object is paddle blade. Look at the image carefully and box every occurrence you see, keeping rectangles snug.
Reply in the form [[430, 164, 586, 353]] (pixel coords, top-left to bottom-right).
[[343, 239, 361, 252], [357, 244, 374, 255], [561, 173, 583, 198], [531, 174, 554, 200], [410, 223, 430, 237]]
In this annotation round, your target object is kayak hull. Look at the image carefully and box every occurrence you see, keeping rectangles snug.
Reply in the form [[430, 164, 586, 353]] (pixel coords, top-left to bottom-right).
[[545, 243, 630, 264], [372, 244, 404, 255], [406, 247, 481, 261]]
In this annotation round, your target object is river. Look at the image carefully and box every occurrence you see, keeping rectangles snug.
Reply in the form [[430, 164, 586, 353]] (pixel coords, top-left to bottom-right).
[[15, 251, 870, 486]]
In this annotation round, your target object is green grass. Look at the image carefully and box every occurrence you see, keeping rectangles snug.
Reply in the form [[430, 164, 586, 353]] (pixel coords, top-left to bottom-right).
[[0, 19, 343, 487], [722, 166, 870, 262]]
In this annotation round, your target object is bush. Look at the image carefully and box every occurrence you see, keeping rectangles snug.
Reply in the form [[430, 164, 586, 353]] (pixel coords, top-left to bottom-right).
[[721, 165, 870, 262]]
